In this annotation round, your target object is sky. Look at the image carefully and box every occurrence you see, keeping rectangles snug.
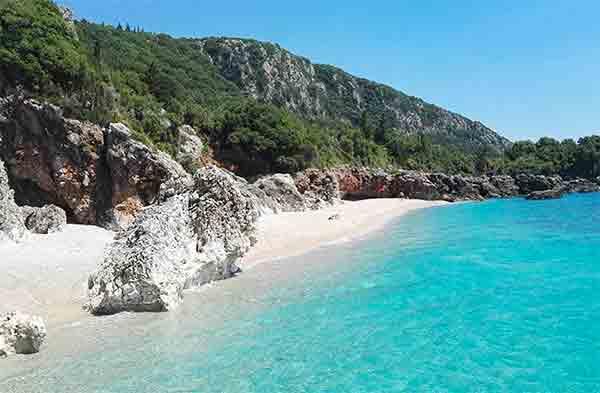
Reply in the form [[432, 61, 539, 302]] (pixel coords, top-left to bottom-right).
[[59, 0, 600, 141]]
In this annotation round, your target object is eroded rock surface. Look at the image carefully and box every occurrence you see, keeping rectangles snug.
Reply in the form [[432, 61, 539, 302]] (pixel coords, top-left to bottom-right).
[[294, 169, 340, 209], [0, 98, 192, 229], [104, 123, 193, 230], [86, 166, 262, 315], [21, 204, 67, 234], [176, 125, 204, 171], [0, 312, 47, 357], [254, 174, 306, 212], [0, 159, 27, 242]]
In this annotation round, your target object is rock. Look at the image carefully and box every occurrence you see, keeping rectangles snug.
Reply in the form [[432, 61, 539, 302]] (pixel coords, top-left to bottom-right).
[[564, 178, 600, 194], [516, 174, 563, 194], [176, 125, 204, 172], [489, 175, 520, 197], [393, 171, 441, 200], [0, 159, 27, 242], [254, 173, 306, 212], [0, 311, 47, 357], [526, 188, 564, 200], [294, 169, 340, 209], [86, 166, 261, 315], [21, 204, 67, 234], [86, 194, 196, 314], [0, 99, 106, 225], [328, 213, 341, 221], [105, 123, 194, 230], [0, 99, 193, 230]]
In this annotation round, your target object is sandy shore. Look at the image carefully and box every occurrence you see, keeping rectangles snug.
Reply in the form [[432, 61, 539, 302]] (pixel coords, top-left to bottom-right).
[[242, 199, 447, 269], [0, 225, 114, 327], [0, 199, 445, 327]]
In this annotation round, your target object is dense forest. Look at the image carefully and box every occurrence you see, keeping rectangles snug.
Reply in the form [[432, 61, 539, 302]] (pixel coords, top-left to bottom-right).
[[1, 0, 599, 179]]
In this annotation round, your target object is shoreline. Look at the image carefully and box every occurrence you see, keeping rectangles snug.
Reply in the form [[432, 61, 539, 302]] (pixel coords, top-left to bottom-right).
[[242, 198, 448, 270], [0, 199, 447, 329]]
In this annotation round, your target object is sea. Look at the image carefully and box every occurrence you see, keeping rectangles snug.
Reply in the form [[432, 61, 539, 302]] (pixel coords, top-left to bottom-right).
[[1, 193, 599, 392]]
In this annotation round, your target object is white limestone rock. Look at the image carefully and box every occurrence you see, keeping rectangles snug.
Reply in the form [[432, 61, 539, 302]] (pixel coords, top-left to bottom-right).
[[0, 160, 27, 243], [21, 204, 67, 234], [0, 311, 47, 357], [86, 165, 262, 315]]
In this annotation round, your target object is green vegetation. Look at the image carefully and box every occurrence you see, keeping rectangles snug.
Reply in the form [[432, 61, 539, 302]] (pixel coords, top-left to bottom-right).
[[1, 0, 598, 180], [489, 136, 600, 179]]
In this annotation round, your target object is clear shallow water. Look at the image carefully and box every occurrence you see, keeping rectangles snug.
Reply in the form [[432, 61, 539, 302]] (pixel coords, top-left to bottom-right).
[[2, 194, 600, 392]]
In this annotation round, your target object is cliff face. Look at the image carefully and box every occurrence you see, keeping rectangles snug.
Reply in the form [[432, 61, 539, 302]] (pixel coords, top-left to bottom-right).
[[198, 38, 510, 151], [0, 97, 192, 229]]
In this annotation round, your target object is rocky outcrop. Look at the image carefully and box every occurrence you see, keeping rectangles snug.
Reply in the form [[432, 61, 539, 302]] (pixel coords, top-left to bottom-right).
[[176, 125, 204, 172], [295, 167, 598, 203], [198, 38, 510, 151], [294, 169, 340, 209], [254, 174, 306, 212], [526, 189, 564, 200], [20, 204, 67, 234], [0, 98, 107, 225], [0, 98, 192, 230], [564, 178, 600, 194], [104, 123, 193, 230], [86, 166, 262, 315], [515, 174, 563, 194], [0, 312, 47, 357], [0, 159, 27, 242]]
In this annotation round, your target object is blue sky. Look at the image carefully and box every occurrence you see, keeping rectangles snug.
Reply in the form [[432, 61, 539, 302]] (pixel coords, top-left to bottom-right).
[[59, 0, 600, 141]]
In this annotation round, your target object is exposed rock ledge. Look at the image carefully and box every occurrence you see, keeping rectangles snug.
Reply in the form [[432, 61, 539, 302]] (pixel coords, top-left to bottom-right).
[[0, 312, 47, 358]]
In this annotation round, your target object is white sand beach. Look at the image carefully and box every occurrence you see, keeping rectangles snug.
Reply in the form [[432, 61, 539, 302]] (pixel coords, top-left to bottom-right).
[[0, 199, 445, 327], [0, 225, 114, 327], [242, 199, 447, 268]]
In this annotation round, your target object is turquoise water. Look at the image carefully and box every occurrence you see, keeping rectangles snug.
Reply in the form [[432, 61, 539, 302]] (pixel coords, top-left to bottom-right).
[[2, 194, 600, 392]]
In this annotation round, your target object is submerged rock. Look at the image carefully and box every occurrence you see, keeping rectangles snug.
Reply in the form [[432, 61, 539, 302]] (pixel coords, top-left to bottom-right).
[[0, 312, 47, 357], [86, 166, 261, 315], [0, 159, 27, 242], [21, 204, 67, 234]]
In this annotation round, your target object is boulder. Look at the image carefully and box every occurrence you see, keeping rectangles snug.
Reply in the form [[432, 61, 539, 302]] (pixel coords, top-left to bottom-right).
[[0, 311, 47, 357], [86, 166, 261, 315], [254, 173, 306, 212], [0, 159, 27, 242], [526, 188, 564, 200], [21, 204, 67, 234], [176, 125, 204, 171]]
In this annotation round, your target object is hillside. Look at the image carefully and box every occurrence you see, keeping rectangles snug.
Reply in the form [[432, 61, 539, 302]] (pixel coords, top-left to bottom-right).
[[197, 37, 510, 150], [1, 0, 599, 180]]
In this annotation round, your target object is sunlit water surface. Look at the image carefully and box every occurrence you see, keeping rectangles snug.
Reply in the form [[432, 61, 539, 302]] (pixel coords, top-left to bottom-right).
[[2, 194, 600, 392]]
